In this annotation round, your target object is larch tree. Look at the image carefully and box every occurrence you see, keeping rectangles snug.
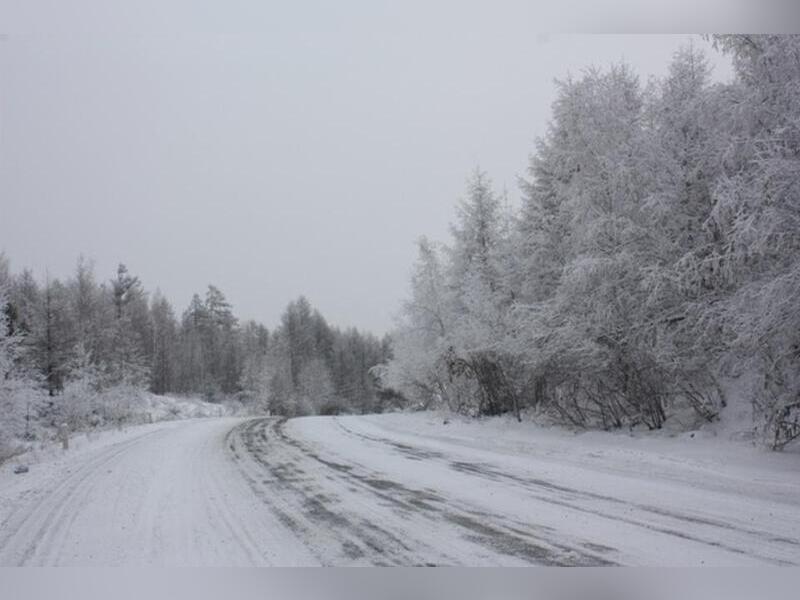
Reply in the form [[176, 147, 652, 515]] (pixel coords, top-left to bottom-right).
[[709, 35, 800, 448]]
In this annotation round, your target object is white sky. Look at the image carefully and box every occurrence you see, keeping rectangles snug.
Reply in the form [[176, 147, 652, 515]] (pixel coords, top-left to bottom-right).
[[0, 24, 734, 334]]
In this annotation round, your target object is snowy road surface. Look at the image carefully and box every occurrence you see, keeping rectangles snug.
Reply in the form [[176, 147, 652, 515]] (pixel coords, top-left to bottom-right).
[[1, 414, 799, 566]]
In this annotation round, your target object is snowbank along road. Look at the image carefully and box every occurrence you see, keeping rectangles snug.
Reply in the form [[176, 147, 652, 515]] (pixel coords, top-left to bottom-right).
[[1, 414, 798, 566]]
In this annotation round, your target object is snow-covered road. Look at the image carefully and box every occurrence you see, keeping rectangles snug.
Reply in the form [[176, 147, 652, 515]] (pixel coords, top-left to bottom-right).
[[1, 414, 798, 566], [0, 418, 315, 566]]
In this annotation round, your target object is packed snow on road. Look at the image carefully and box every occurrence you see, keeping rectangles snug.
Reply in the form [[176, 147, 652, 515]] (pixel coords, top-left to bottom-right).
[[1, 412, 798, 566]]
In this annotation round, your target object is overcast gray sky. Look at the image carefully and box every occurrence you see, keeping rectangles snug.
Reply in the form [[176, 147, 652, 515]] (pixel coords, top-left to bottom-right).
[[0, 21, 734, 333]]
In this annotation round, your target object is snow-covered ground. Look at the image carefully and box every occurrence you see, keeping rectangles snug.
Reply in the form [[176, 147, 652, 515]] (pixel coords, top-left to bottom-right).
[[0, 392, 235, 466], [1, 412, 798, 566]]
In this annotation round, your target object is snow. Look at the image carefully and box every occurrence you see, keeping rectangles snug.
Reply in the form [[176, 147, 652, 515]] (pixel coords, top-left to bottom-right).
[[1, 411, 798, 566], [137, 392, 233, 422], [287, 412, 800, 565], [0, 417, 315, 566]]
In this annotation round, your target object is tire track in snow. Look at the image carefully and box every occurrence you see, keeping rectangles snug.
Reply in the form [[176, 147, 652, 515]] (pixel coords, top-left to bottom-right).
[[228, 419, 434, 565], [0, 419, 317, 566], [229, 418, 616, 566], [332, 418, 800, 566], [0, 429, 165, 565]]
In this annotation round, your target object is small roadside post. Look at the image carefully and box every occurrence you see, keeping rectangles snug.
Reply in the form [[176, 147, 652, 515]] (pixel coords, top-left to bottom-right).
[[58, 423, 69, 450]]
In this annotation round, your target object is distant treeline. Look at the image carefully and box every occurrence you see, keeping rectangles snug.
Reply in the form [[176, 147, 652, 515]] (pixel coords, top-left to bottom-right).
[[0, 256, 397, 449]]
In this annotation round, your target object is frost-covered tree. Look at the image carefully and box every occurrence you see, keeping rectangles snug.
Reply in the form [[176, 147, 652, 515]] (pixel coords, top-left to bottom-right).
[[105, 264, 149, 388], [8, 269, 40, 337], [33, 276, 75, 398], [150, 291, 178, 394], [297, 357, 335, 415], [280, 296, 317, 390], [381, 237, 461, 410], [56, 342, 102, 430], [255, 297, 388, 415], [329, 327, 384, 414], [0, 286, 22, 445], [174, 286, 240, 398], [70, 256, 102, 352], [512, 65, 671, 428], [177, 293, 207, 393], [708, 35, 800, 448], [445, 170, 522, 418], [237, 320, 270, 402], [261, 329, 296, 415], [203, 285, 239, 394], [635, 43, 730, 422], [0, 284, 43, 452], [382, 45, 800, 439]]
